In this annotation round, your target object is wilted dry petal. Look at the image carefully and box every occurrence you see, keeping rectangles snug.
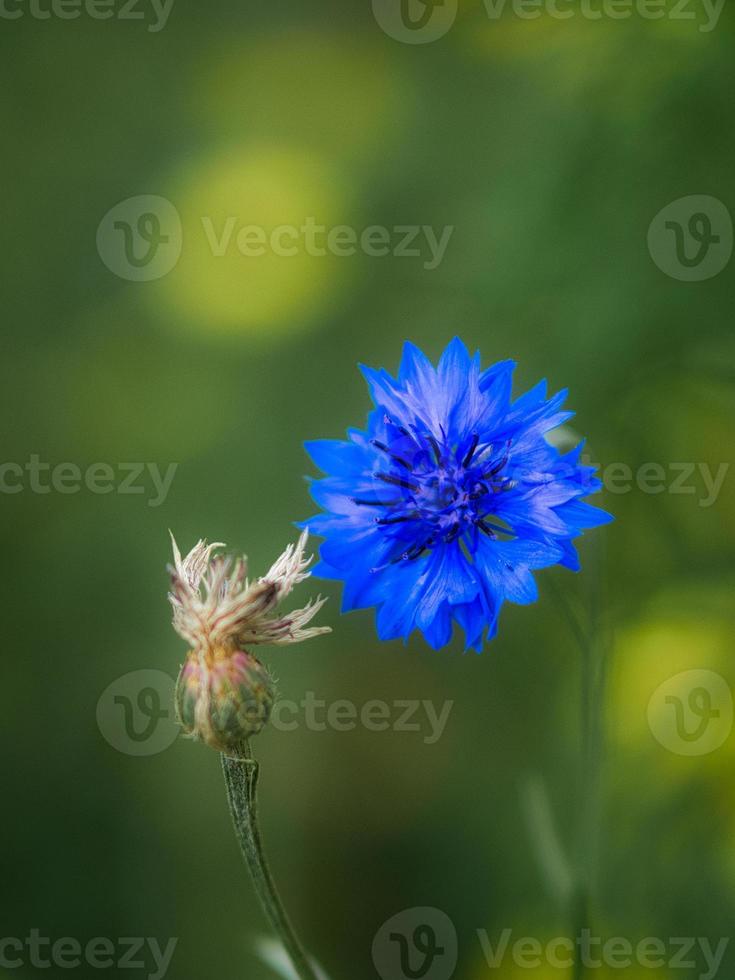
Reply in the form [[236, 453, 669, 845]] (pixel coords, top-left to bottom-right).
[[167, 530, 330, 652]]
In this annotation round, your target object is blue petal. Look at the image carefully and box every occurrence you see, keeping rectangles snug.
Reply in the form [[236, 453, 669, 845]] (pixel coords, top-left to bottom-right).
[[455, 597, 495, 652], [476, 359, 515, 434], [413, 543, 480, 630], [305, 439, 372, 476], [398, 340, 438, 387], [375, 561, 425, 642], [494, 492, 570, 536], [359, 365, 418, 428], [474, 537, 552, 606], [422, 602, 453, 650], [310, 559, 344, 580], [320, 529, 387, 573], [558, 539, 581, 571], [555, 499, 614, 530], [479, 358, 516, 393]]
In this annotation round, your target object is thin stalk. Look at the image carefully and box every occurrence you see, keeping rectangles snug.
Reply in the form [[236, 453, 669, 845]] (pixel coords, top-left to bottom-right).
[[548, 536, 609, 980], [571, 643, 595, 980], [571, 535, 609, 980], [221, 741, 320, 980]]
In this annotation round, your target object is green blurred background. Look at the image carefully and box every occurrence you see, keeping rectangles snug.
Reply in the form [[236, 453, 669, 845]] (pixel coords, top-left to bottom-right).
[[2, 1, 735, 978]]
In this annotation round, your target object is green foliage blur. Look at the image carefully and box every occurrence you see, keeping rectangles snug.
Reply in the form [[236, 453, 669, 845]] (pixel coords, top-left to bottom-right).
[[1, 2, 734, 979]]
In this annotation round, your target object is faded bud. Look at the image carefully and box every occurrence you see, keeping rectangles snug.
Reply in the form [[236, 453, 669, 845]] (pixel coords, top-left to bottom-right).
[[167, 530, 329, 752], [176, 648, 276, 752]]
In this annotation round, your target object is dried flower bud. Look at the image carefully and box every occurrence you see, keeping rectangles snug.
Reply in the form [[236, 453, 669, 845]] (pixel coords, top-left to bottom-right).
[[167, 530, 329, 752], [176, 648, 275, 751]]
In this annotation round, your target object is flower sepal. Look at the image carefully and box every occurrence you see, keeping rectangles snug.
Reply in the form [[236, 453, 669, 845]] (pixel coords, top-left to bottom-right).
[[176, 648, 276, 753]]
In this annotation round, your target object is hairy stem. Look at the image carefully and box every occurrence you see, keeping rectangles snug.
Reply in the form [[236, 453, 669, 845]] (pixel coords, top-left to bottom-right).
[[222, 742, 320, 980]]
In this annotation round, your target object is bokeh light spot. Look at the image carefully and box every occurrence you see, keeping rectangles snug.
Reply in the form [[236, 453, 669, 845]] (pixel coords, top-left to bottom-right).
[[156, 146, 352, 339]]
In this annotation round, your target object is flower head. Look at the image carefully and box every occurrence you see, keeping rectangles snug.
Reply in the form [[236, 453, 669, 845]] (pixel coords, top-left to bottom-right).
[[168, 531, 330, 750], [303, 338, 612, 652]]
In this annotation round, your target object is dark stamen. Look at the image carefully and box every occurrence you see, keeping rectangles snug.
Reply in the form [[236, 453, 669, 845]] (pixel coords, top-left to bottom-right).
[[384, 415, 414, 441], [351, 497, 399, 507], [482, 440, 512, 479], [475, 442, 494, 464], [376, 472, 420, 492], [371, 439, 412, 470], [427, 434, 443, 465], [477, 519, 507, 537], [462, 432, 479, 468], [482, 455, 508, 480], [389, 535, 435, 564], [376, 512, 420, 525]]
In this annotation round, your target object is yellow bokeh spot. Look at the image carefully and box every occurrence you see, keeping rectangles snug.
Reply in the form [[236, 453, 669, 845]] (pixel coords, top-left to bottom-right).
[[156, 145, 351, 338], [469, 938, 673, 979], [609, 608, 734, 783], [472, 962, 572, 980]]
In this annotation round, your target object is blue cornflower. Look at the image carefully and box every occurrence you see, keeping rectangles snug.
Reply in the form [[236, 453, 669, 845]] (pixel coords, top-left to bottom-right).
[[302, 338, 612, 651]]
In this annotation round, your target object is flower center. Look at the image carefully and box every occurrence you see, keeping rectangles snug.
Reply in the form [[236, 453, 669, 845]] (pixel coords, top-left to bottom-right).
[[355, 419, 515, 565]]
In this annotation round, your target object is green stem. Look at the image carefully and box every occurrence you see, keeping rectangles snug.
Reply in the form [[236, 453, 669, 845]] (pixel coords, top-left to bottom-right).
[[221, 742, 320, 980], [569, 640, 592, 980], [548, 537, 609, 980], [572, 536, 609, 980]]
